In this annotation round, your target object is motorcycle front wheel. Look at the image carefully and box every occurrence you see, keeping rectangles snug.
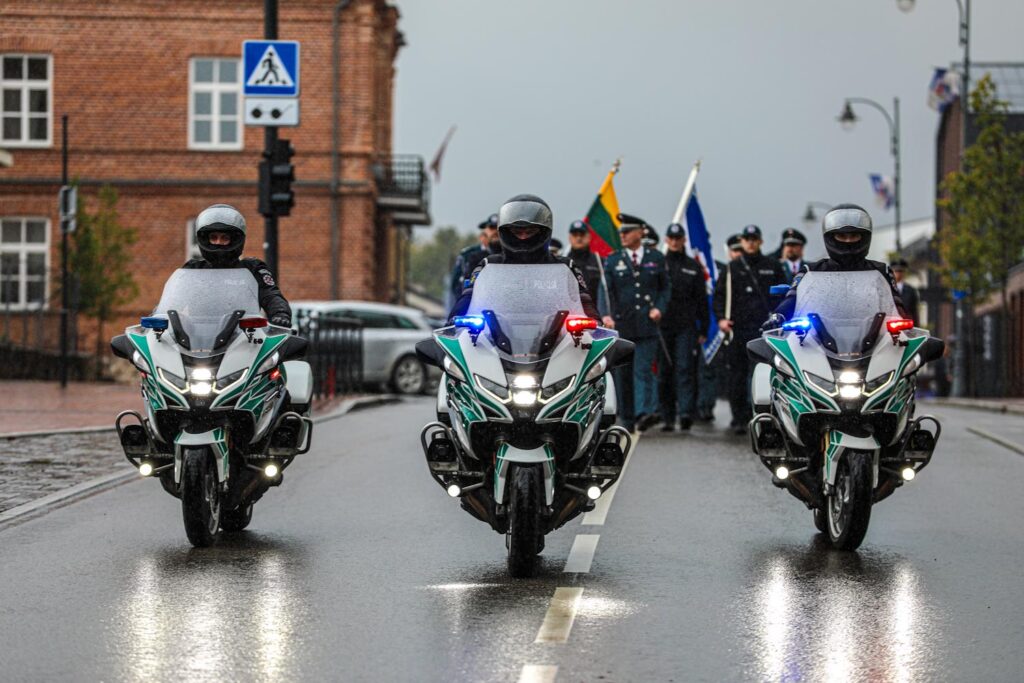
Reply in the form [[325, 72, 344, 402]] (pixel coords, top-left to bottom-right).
[[181, 447, 222, 547], [826, 450, 872, 551], [506, 465, 543, 578]]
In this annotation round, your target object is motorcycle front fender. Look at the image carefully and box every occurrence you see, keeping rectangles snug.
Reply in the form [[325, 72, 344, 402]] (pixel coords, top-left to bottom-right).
[[824, 430, 880, 489], [494, 444, 555, 507], [173, 428, 230, 484]]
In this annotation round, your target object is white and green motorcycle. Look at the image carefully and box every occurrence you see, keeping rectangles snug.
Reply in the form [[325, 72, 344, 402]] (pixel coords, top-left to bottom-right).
[[417, 264, 634, 577], [747, 270, 944, 550], [111, 268, 313, 547]]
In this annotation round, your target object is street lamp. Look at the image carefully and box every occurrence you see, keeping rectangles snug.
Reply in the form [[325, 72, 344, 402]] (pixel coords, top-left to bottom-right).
[[836, 97, 902, 253], [802, 202, 833, 232]]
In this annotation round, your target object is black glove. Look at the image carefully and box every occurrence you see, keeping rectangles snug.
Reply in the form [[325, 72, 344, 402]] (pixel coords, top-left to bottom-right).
[[760, 313, 784, 333], [270, 314, 292, 327]]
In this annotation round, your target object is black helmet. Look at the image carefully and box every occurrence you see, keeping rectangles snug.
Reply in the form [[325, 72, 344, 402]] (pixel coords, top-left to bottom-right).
[[497, 194, 553, 258], [195, 204, 246, 267], [822, 203, 872, 266]]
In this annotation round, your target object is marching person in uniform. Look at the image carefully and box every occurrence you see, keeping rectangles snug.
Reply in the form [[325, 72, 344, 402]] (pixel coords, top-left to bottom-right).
[[447, 213, 500, 306], [603, 213, 671, 433], [778, 228, 807, 284], [657, 223, 709, 432], [567, 220, 609, 317], [727, 233, 743, 261], [890, 258, 920, 324], [712, 224, 787, 434]]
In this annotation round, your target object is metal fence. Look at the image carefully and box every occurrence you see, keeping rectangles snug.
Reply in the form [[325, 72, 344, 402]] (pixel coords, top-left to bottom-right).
[[0, 306, 87, 380], [294, 313, 364, 399]]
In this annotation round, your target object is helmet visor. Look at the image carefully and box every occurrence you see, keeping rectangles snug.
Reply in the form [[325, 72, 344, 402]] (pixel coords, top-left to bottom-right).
[[823, 207, 872, 234], [498, 200, 553, 231]]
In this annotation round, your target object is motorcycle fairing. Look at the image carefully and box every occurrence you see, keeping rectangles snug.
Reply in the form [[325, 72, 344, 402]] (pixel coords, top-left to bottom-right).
[[127, 330, 189, 416], [173, 427, 230, 484], [493, 442, 556, 506], [824, 429, 881, 488]]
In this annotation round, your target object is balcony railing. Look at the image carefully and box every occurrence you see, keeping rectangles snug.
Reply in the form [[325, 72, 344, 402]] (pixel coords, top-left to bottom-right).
[[373, 154, 431, 226]]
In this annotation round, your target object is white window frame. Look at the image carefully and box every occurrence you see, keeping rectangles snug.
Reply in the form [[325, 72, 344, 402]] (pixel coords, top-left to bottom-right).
[[188, 57, 243, 151], [0, 216, 50, 311], [1, 53, 53, 148], [185, 218, 202, 261]]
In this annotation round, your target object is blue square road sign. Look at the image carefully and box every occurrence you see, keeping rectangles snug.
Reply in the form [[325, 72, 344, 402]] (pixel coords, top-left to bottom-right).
[[243, 40, 300, 97]]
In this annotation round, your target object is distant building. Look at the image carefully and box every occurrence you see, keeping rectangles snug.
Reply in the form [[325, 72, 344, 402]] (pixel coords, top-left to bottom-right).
[[0, 0, 430, 369]]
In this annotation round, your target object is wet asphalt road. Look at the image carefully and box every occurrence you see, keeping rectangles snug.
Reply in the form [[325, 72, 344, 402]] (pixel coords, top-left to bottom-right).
[[1, 398, 1023, 682]]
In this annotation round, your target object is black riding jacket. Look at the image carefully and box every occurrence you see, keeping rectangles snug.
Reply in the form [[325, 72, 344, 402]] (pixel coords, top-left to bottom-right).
[[449, 251, 601, 322], [182, 257, 292, 324], [663, 250, 710, 336], [774, 257, 908, 321], [712, 251, 788, 334]]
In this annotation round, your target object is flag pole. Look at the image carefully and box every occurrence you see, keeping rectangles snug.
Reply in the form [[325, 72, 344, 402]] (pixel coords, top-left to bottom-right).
[[671, 159, 702, 225]]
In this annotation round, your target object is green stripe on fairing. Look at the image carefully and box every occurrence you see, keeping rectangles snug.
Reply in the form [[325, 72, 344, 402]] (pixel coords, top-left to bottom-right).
[[436, 335, 507, 417], [539, 337, 615, 419], [824, 430, 843, 479], [767, 337, 839, 411]]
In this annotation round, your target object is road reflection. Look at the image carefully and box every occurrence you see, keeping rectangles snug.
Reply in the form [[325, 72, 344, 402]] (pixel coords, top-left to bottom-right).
[[114, 535, 311, 683], [741, 538, 938, 683]]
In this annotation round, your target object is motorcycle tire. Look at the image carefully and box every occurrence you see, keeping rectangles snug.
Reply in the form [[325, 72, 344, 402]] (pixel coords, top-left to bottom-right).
[[221, 502, 254, 532], [181, 447, 221, 547], [507, 465, 543, 578], [826, 450, 872, 551]]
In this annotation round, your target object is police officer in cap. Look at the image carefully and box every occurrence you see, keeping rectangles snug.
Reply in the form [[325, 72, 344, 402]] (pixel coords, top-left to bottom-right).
[[603, 213, 671, 432], [657, 223, 710, 431], [448, 213, 500, 306], [450, 194, 599, 320], [779, 228, 807, 284], [713, 224, 787, 433], [184, 204, 291, 326], [726, 233, 743, 261], [567, 220, 608, 316], [549, 237, 564, 257], [890, 258, 920, 324]]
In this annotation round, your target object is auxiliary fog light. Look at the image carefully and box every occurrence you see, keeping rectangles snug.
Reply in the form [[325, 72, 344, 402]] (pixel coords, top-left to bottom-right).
[[512, 390, 538, 407], [775, 465, 790, 480], [838, 384, 862, 399], [264, 463, 280, 478], [138, 463, 153, 477], [586, 486, 602, 500], [901, 467, 916, 482], [447, 484, 462, 498]]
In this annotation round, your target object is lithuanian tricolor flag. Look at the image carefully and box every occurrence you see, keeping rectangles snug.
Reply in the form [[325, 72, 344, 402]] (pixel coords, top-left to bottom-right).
[[583, 166, 622, 257]]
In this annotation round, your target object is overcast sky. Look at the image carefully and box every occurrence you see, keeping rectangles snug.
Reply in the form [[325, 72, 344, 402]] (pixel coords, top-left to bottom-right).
[[393, 0, 1024, 257]]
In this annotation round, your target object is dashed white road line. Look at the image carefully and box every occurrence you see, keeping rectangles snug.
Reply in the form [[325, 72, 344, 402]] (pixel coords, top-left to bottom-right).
[[534, 587, 584, 643], [581, 435, 638, 526], [563, 534, 600, 574], [518, 664, 558, 683]]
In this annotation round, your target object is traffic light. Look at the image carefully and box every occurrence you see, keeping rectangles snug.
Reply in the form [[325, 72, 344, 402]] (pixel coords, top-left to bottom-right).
[[259, 139, 295, 217]]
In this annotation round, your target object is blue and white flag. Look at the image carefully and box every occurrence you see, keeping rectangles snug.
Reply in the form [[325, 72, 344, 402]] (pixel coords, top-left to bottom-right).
[[869, 173, 895, 210], [928, 68, 960, 112], [683, 190, 722, 363]]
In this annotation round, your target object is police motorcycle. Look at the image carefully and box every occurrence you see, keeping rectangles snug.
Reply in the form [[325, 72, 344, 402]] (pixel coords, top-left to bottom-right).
[[110, 268, 313, 547], [747, 271, 944, 550], [416, 265, 634, 577]]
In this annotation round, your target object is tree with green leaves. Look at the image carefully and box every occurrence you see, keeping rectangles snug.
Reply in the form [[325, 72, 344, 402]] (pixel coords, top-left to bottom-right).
[[68, 184, 139, 375], [937, 74, 1024, 394], [408, 225, 476, 301]]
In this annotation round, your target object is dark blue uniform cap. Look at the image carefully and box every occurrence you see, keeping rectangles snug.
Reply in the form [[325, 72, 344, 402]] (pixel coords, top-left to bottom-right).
[[741, 224, 762, 240], [478, 213, 499, 230], [617, 212, 649, 233], [568, 220, 588, 234], [781, 228, 807, 245], [665, 223, 686, 238]]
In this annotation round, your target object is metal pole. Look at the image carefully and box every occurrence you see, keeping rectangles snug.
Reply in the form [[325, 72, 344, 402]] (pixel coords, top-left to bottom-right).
[[893, 96, 902, 254], [263, 0, 279, 277], [960, 0, 970, 148], [59, 115, 69, 388]]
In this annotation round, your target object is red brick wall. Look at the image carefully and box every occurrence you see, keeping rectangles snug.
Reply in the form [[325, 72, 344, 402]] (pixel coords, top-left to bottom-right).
[[0, 0, 402, 320]]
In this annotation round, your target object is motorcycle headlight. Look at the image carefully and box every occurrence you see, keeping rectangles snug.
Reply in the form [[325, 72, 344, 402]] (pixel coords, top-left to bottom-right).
[[583, 357, 608, 384], [158, 368, 187, 391], [131, 350, 150, 375], [511, 390, 538, 407], [511, 374, 540, 389], [838, 384, 862, 399], [804, 371, 837, 396], [773, 355, 796, 378], [215, 368, 247, 391], [443, 356, 466, 382], [865, 370, 894, 394], [541, 375, 575, 400], [900, 354, 923, 378], [256, 352, 280, 376], [189, 381, 213, 397], [475, 374, 509, 401]]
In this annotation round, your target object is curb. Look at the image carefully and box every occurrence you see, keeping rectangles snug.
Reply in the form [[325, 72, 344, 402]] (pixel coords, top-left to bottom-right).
[[1, 425, 115, 440], [0, 394, 404, 530], [923, 398, 1024, 416]]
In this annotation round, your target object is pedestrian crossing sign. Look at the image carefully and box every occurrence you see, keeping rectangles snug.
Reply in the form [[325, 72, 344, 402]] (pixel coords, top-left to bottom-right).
[[243, 40, 300, 97]]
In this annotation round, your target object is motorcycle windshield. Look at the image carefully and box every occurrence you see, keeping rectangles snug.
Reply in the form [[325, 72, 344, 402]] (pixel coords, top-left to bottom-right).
[[792, 271, 900, 358], [153, 269, 261, 356], [466, 264, 585, 361]]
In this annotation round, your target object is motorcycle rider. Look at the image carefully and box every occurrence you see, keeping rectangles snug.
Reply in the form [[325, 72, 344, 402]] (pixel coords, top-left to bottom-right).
[[183, 204, 291, 326], [450, 194, 600, 320], [769, 204, 908, 325]]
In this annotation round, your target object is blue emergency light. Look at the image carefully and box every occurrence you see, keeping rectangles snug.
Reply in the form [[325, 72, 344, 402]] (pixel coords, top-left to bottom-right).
[[141, 316, 169, 331], [453, 315, 485, 332], [782, 317, 812, 332]]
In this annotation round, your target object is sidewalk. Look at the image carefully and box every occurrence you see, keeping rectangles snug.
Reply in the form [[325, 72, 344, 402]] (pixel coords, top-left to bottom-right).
[[0, 381, 141, 435], [923, 396, 1024, 416]]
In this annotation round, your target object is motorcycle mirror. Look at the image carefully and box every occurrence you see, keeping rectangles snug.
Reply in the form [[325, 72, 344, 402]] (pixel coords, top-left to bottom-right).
[[278, 335, 309, 362], [416, 339, 445, 368], [918, 337, 946, 364]]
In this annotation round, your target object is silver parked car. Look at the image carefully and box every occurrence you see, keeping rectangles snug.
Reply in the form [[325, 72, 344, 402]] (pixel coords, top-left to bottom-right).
[[291, 300, 441, 394]]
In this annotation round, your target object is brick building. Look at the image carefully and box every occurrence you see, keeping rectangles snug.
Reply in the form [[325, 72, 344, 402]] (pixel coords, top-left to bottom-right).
[[0, 0, 429, 369]]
